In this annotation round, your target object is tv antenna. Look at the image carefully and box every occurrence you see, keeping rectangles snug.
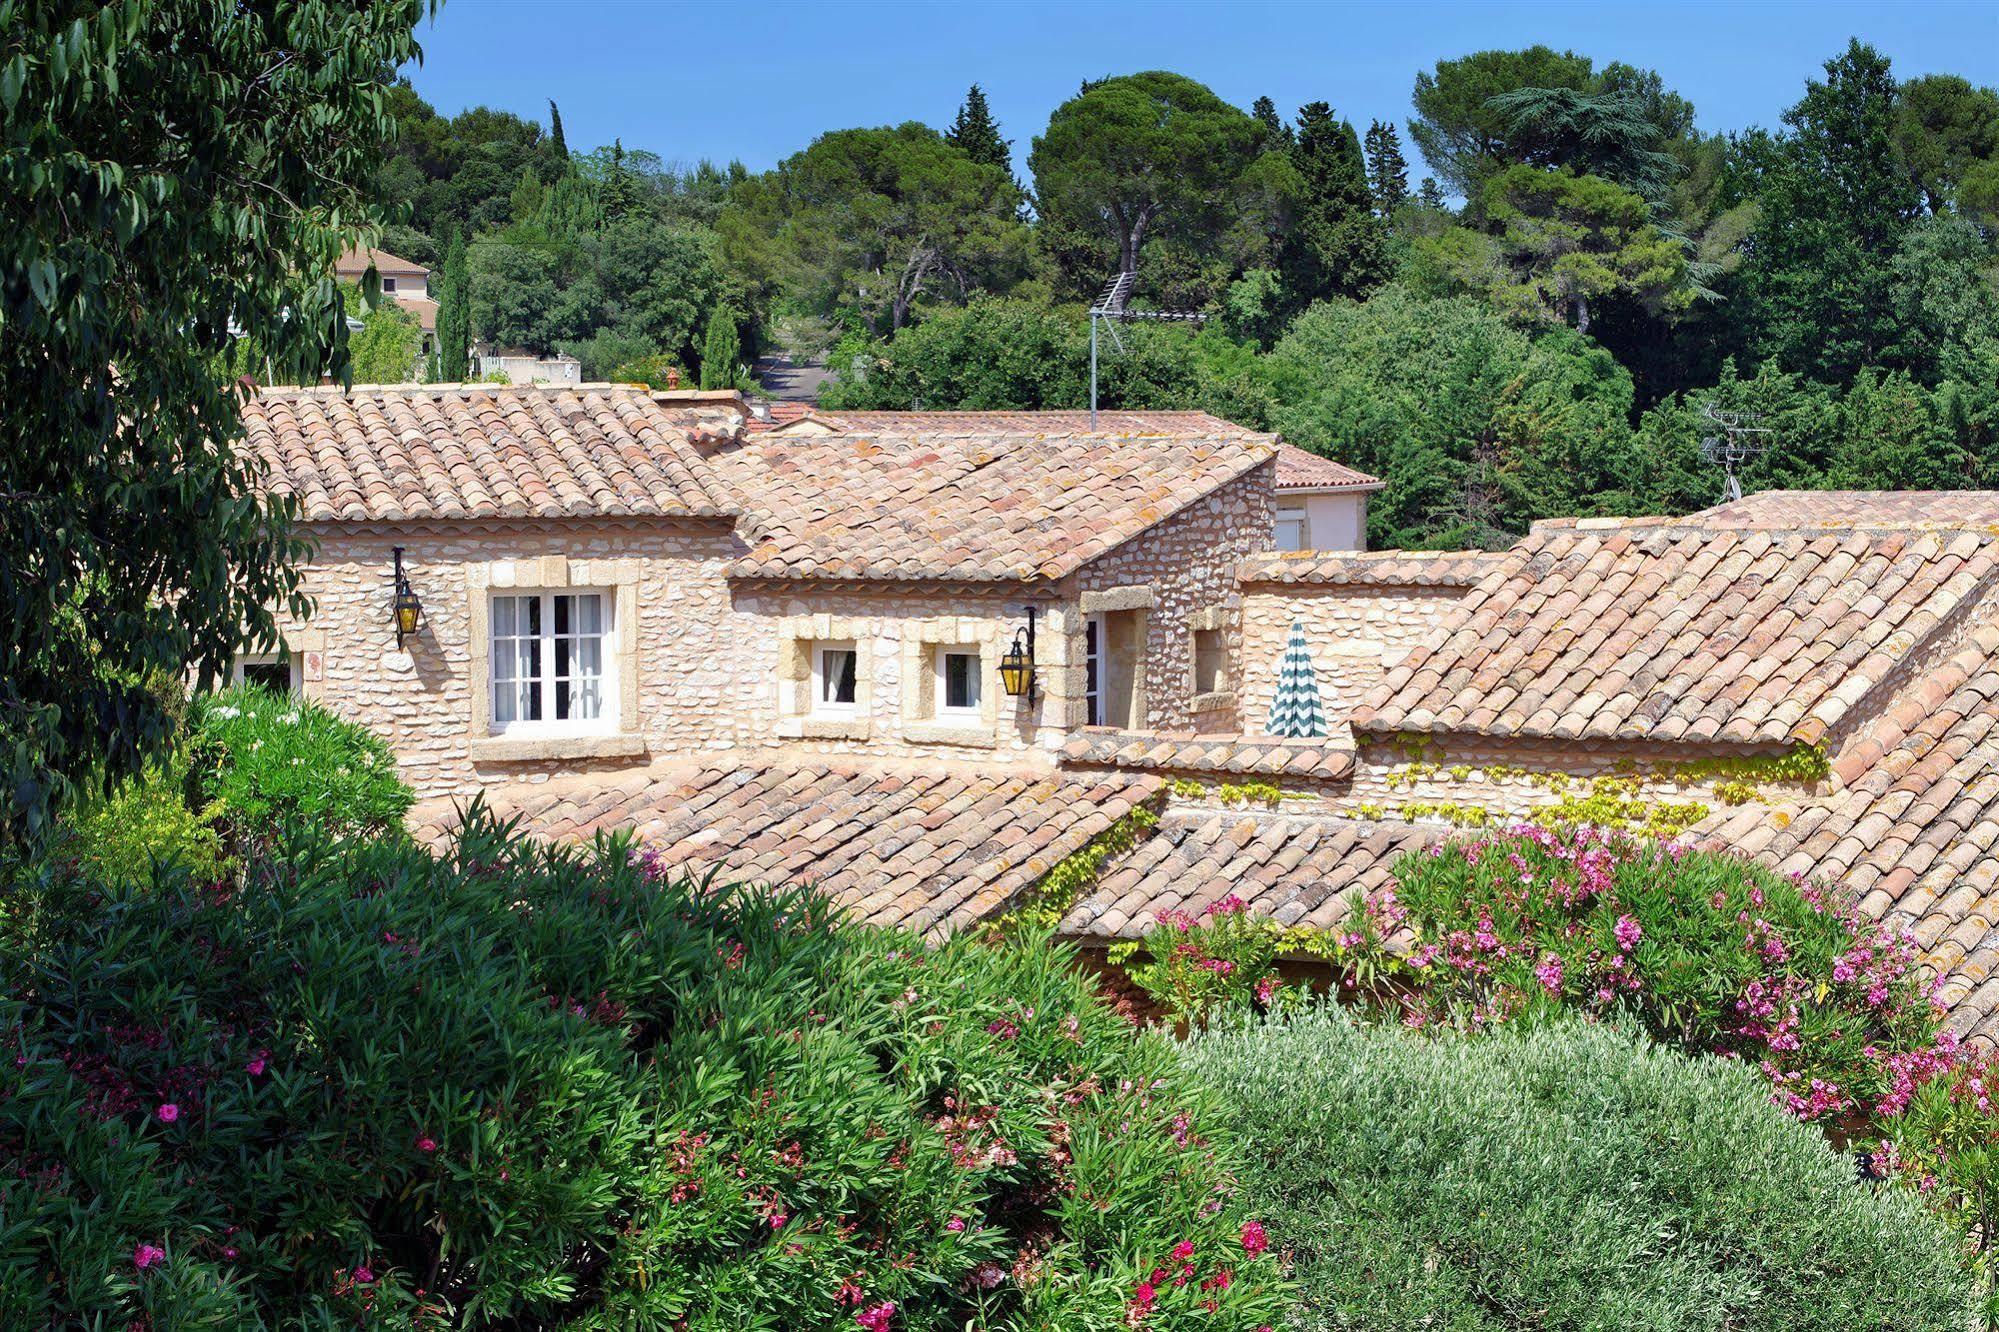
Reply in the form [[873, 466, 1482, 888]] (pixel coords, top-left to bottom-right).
[[1698, 403, 1772, 503], [1088, 271, 1206, 427]]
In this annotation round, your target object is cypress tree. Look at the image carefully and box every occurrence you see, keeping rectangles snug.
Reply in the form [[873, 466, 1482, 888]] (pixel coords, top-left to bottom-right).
[[437, 229, 470, 381], [699, 305, 740, 390], [548, 99, 566, 157], [1281, 103, 1388, 305], [1364, 119, 1410, 215], [946, 84, 1011, 170]]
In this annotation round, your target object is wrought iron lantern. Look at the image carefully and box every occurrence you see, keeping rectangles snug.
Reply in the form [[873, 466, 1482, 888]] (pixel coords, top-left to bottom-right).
[[999, 606, 1037, 698], [391, 546, 423, 647]]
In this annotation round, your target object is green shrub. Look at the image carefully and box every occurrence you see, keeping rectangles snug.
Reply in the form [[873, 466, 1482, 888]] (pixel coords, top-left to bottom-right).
[[59, 757, 225, 885], [0, 811, 1283, 1329], [192, 686, 412, 840], [1350, 824, 1940, 1122], [1184, 1006, 1973, 1332]]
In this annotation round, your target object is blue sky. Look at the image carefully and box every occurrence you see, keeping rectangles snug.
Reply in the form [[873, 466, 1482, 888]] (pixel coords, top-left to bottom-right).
[[403, 0, 1999, 181]]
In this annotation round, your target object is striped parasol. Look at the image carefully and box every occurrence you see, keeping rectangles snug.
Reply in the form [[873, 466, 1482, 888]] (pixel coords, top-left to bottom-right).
[[1266, 620, 1326, 738]]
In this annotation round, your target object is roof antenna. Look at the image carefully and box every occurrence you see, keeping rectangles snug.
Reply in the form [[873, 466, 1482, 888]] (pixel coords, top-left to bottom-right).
[[1698, 403, 1771, 504], [1088, 271, 1205, 428]]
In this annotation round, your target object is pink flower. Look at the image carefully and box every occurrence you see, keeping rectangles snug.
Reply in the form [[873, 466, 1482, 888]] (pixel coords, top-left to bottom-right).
[[352, 1265, 375, 1285], [246, 1052, 268, 1076], [855, 1300, 896, 1331], [945, 1216, 966, 1232], [156, 1103, 179, 1124], [416, 1135, 438, 1153], [1240, 1219, 1269, 1258], [1613, 914, 1643, 951], [1171, 1239, 1195, 1262], [133, 1243, 167, 1270]]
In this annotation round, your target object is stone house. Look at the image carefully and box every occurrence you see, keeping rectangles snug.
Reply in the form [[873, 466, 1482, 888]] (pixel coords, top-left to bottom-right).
[[237, 380, 1999, 1043], [335, 246, 438, 360]]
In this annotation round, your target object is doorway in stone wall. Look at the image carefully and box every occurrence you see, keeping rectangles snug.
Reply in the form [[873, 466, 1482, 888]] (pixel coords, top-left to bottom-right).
[[1085, 610, 1146, 729]]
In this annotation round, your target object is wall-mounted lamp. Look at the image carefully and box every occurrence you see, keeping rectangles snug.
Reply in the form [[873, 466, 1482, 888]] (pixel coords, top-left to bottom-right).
[[391, 545, 423, 648], [1000, 606, 1037, 698]]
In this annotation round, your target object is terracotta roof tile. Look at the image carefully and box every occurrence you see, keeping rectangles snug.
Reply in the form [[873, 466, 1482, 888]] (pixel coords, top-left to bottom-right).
[[1272, 443, 1383, 492], [1237, 548, 1512, 588], [717, 430, 1275, 583], [411, 760, 1164, 938], [335, 245, 428, 278], [1059, 727, 1355, 782], [1695, 490, 1999, 527], [242, 384, 730, 522], [1359, 522, 1999, 746]]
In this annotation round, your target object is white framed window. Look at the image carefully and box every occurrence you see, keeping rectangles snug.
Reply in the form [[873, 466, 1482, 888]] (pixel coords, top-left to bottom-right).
[[232, 653, 299, 694], [934, 646, 983, 720], [812, 642, 859, 716], [1274, 508, 1308, 551], [490, 590, 612, 733], [380, 276, 398, 293], [1084, 616, 1104, 726]]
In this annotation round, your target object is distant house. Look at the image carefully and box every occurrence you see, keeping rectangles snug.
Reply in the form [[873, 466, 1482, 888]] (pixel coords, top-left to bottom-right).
[[335, 246, 438, 360], [471, 344, 584, 386]]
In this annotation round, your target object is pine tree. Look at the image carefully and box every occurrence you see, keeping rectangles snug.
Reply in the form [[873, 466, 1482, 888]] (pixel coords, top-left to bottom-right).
[[699, 305, 740, 390], [1364, 120, 1410, 215], [548, 100, 566, 157], [946, 84, 1011, 171], [1281, 103, 1388, 305], [1417, 177, 1448, 210], [1251, 95, 1292, 150], [437, 229, 471, 381]]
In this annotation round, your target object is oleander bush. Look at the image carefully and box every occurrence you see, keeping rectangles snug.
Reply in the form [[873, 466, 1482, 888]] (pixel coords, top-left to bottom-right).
[[57, 752, 226, 886], [1350, 823, 1944, 1123], [1184, 1006, 1973, 1332], [190, 686, 412, 841], [0, 809, 1283, 1329]]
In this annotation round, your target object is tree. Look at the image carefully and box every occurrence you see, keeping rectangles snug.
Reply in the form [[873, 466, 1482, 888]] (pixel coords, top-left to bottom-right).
[[765, 124, 1028, 331], [1280, 104, 1387, 305], [1482, 85, 1678, 197], [1029, 71, 1262, 287], [548, 98, 567, 157], [1739, 41, 1922, 381], [1409, 45, 1598, 197], [0, 0, 425, 846], [945, 83, 1010, 171], [1252, 95, 1292, 150], [1364, 120, 1410, 215], [1892, 74, 1999, 212], [436, 229, 472, 380], [1471, 166, 1691, 334], [699, 305, 741, 389], [344, 288, 424, 384]]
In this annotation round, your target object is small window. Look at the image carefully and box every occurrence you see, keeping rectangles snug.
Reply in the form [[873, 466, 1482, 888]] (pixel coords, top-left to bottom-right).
[[491, 591, 611, 732], [813, 643, 858, 715], [935, 647, 982, 719], [232, 654, 298, 694], [1084, 617, 1103, 726], [380, 276, 397, 293], [1193, 628, 1228, 696], [1274, 509, 1308, 551]]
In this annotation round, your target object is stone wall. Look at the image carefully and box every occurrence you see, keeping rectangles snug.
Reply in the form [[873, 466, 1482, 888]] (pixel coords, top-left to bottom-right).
[[1074, 464, 1275, 733], [1237, 580, 1470, 733]]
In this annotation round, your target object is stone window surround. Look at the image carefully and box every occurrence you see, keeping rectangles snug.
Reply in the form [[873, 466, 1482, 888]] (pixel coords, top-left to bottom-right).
[[900, 618, 1003, 747], [776, 613, 878, 740], [1187, 603, 1236, 716], [465, 556, 646, 763]]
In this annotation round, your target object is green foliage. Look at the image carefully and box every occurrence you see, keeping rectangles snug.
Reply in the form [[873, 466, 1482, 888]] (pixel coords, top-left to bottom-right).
[[698, 304, 741, 390], [1, 0, 424, 846], [1029, 72, 1266, 299], [343, 284, 425, 384], [1280, 104, 1386, 307], [1185, 1009, 1973, 1332], [997, 804, 1159, 932], [0, 811, 1283, 1328], [1126, 897, 1290, 1025], [1361, 119, 1408, 215], [1892, 74, 1999, 213], [1408, 45, 1601, 197], [945, 83, 1011, 172], [1352, 825, 1939, 1122], [436, 229, 471, 380], [59, 757, 225, 886], [191, 687, 411, 842], [1264, 285, 1637, 547]]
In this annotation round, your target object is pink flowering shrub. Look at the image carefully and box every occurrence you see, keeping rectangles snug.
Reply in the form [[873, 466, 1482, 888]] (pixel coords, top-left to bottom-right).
[[0, 805, 1283, 1329], [1352, 824, 1941, 1124], [1123, 896, 1291, 1024]]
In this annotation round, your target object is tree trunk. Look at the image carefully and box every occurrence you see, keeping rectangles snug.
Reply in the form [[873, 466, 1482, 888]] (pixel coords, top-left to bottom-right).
[[1572, 291, 1590, 335]]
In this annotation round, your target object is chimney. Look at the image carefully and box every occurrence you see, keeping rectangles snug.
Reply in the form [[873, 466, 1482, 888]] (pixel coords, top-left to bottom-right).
[[665, 366, 681, 389]]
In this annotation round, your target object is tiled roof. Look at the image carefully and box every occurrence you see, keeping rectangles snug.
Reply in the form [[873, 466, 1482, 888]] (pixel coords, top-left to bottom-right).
[[1060, 812, 1431, 939], [1273, 443, 1383, 492], [1059, 728, 1355, 781], [808, 409, 1264, 436], [336, 245, 427, 278], [1695, 490, 1999, 527], [719, 431, 1275, 582], [396, 295, 438, 332], [1359, 519, 1999, 746], [242, 384, 730, 522], [1238, 548, 1509, 587], [411, 760, 1164, 937], [1700, 618, 1999, 1041]]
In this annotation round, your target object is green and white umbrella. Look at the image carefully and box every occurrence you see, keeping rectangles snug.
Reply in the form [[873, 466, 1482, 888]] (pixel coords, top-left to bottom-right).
[[1266, 620, 1326, 738]]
